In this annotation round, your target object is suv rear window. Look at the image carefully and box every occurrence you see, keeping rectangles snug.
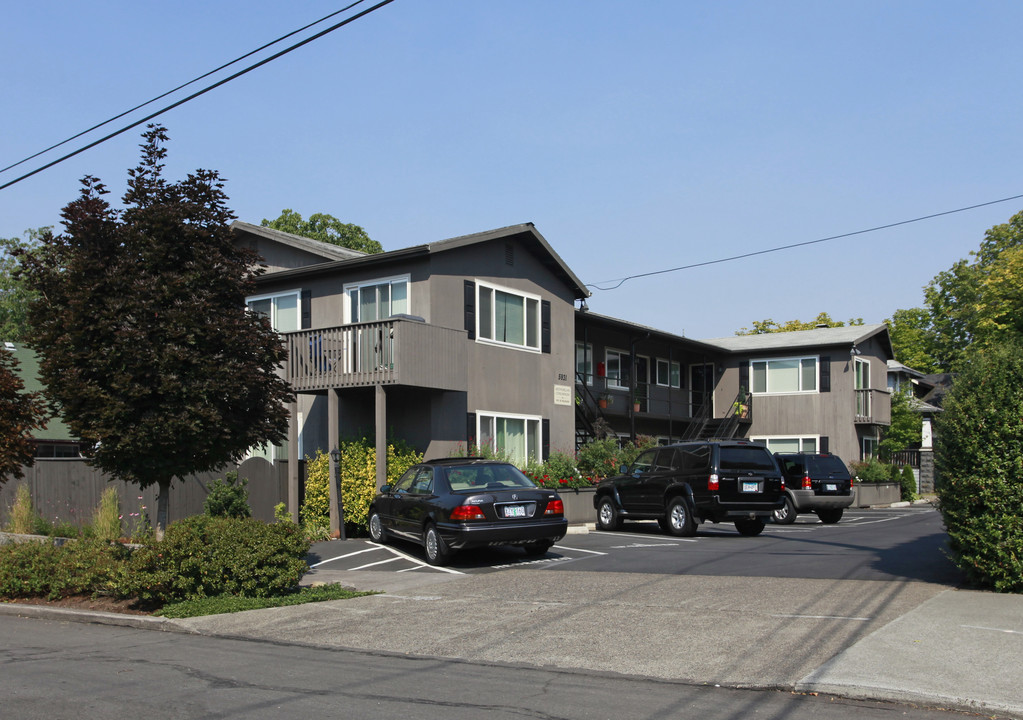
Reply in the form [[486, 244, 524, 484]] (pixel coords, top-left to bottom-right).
[[719, 446, 777, 472], [807, 455, 849, 476]]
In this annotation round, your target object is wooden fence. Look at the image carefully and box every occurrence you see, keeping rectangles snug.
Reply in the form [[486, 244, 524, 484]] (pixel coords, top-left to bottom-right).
[[0, 458, 302, 532]]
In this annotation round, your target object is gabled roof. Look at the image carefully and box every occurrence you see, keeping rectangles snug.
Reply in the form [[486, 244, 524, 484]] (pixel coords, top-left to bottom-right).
[[699, 323, 894, 358], [231, 220, 369, 262], [576, 310, 723, 354], [252, 222, 590, 300]]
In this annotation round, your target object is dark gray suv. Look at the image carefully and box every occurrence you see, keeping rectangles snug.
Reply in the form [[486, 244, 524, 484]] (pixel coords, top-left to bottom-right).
[[593, 441, 786, 537], [772, 452, 854, 524]]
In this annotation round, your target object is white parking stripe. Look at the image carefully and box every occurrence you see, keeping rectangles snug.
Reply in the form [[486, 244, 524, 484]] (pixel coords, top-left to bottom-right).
[[961, 625, 1023, 636], [552, 544, 607, 555], [350, 556, 405, 570], [309, 546, 382, 567], [370, 541, 466, 574]]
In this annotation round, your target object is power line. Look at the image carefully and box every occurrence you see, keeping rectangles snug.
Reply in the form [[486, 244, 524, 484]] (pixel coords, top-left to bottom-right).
[[0, 1, 372, 177], [585, 193, 1023, 291], [0, 0, 396, 192]]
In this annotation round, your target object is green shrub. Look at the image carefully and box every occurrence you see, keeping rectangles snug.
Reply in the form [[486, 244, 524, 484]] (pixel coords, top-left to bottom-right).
[[302, 438, 422, 532], [204, 471, 251, 519], [523, 450, 595, 489], [122, 516, 311, 605], [898, 465, 917, 502], [0, 538, 129, 600], [92, 487, 122, 542], [936, 341, 1023, 592], [575, 436, 657, 480], [849, 456, 896, 483]]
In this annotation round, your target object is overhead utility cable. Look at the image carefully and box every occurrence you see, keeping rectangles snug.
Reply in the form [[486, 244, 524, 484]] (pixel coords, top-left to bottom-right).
[[0, 1, 371, 177], [585, 193, 1023, 291], [0, 0, 396, 192]]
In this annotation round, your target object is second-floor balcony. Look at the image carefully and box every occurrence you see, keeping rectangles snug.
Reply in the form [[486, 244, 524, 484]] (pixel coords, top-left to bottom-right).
[[282, 319, 468, 393], [855, 388, 891, 426]]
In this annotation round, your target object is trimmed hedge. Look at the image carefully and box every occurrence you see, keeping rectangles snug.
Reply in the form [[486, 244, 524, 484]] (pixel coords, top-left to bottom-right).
[[936, 341, 1023, 592]]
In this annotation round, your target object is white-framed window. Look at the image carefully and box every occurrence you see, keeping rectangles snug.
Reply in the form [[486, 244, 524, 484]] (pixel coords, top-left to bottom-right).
[[476, 281, 540, 351], [477, 412, 542, 465], [855, 358, 871, 416], [862, 434, 878, 459], [606, 348, 630, 390], [344, 275, 410, 323], [751, 356, 818, 394], [576, 342, 593, 385], [656, 358, 681, 388], [246, 290, 300, 332], [753, 436, 819, 453]]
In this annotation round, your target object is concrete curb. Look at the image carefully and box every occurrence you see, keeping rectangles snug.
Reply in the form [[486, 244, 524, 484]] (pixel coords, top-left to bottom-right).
[[0, 601, 191, 633]]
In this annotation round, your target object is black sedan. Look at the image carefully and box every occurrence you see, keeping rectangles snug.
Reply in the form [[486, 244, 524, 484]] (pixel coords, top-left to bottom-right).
[[367, 457, 568, 565]]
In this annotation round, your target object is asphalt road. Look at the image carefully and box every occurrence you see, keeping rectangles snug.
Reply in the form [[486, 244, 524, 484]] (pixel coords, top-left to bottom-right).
[[0, 612, 986, 720], [306, 506, 965, 585]]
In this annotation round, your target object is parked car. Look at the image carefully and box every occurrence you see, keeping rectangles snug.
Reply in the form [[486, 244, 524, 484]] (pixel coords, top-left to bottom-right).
[[367, 457, 568, 565], [771, 452, 854, 524], [593, 440, 786, 537]]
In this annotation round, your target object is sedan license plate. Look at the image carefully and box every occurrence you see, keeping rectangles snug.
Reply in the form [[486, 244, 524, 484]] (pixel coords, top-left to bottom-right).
[[503, 504, 527, 518], [825, 483, 838, 492], [741, 481, 760, 493]]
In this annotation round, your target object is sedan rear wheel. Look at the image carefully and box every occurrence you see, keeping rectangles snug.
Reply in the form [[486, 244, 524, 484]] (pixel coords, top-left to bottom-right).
[[423, 523, 451, 566], [368, 510, 386, 543], [735, 518, 766, 536], [772, 496, 796, 525], [596, 496, 622, 531], [523, 539, 554, 557]]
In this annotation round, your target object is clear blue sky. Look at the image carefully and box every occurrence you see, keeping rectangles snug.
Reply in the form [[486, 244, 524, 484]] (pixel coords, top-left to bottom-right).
[[3, 1, 1021, 340]]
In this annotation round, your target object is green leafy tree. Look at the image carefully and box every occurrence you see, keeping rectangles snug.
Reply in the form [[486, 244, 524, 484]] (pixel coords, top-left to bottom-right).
[[737, 312, 863, 335], [935, 340, 1023, 592], [0, 347, 49, 483], [906, 208, 1023, 372], [886, 307, 939, 374], [0, 228, 48, 342], [261, 209, 382, 254], [19, 126, 293, 539], [878, 388, 922, 460]]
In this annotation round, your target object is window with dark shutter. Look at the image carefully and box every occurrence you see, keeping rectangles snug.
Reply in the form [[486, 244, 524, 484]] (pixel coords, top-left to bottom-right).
[[301, 289, 312, 330], [541, 300, 551, 354], [820, 356, 831, 393], [464, 281, 476, 340], [466, 412, 476, 447], [820, 436, 830, 454], [541, 418, 550, 460]]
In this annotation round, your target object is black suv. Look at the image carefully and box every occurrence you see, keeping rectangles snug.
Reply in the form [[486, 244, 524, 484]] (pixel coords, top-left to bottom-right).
[[771, 452, 854, 525], [593, 441, 786, 537]]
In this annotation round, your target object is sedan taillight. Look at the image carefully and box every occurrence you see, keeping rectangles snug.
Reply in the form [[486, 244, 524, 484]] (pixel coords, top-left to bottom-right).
[[544, 499, 564, 516], [450, 504, 486, 521]]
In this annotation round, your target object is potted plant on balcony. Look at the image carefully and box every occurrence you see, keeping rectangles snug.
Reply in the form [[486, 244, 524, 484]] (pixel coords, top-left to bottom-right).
[[632, 393, 642, 412], [598, 392, 611, 409]]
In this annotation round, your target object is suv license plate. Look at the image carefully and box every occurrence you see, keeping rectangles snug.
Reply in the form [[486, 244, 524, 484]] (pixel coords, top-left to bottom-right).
[[504, 505, 527, 518], [741, 481, 760, 493], [825, 483, 837, 492]]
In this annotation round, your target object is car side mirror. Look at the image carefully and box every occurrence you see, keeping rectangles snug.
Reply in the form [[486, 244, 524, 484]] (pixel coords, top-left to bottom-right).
[[380, 484, 391, 494], [621, 465, 629, 474]]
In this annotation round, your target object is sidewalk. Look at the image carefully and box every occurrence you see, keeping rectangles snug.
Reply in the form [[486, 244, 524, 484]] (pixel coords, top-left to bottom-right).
[[6, 569, 1020, 718]]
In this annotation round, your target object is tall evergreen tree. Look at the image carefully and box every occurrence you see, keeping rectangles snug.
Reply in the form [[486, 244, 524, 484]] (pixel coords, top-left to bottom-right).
[[19, 126, 293, 537]]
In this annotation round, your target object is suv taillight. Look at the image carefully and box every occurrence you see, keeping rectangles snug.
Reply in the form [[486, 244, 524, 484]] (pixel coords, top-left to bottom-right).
[[802, 475, 812, 489], [708, 473, 719, 491]]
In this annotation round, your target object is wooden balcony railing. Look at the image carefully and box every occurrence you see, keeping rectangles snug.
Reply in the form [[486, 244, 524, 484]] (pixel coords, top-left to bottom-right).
[[854, 388, 891, 426], [282, 319, 468, 392]]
